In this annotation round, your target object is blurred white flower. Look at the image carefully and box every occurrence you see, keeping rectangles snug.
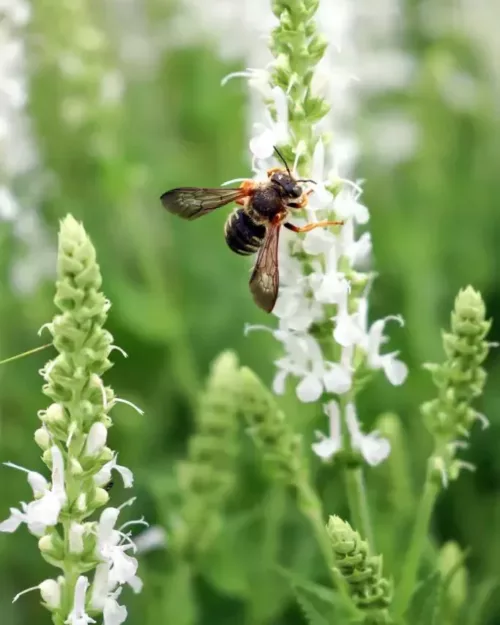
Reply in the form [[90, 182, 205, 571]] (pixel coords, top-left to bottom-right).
[[249, 86, 290, 160], [313, 401, 390, 465]]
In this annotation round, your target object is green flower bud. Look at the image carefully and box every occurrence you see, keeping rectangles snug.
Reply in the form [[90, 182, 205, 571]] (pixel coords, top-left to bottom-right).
[[327, 516, 392, 620], [421, 286, 491, 484], [173, 351, 241, 558], [239, 367, 304, 482], [438, 541, 468, 617], [34, 427, 51, 450]]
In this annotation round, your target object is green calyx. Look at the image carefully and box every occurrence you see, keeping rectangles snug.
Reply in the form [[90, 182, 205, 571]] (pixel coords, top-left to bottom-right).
[[327, 515, 393, 621]]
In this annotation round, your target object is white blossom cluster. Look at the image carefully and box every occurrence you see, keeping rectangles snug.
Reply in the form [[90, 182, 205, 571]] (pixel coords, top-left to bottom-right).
[[221, 2, 409, 466], [0, 442, 145, 624], [0, 0, 55, 292]]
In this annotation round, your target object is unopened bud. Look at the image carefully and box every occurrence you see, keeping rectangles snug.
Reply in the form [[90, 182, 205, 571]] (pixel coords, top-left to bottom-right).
[[70, 458, 83, 476], [69, 522, 85, 554], [93, 487, 109, 507], [85, 422, 108, 456], [39, 579, 61, 609], [34, 427, 51, 450], [42, 403, 65, 426]]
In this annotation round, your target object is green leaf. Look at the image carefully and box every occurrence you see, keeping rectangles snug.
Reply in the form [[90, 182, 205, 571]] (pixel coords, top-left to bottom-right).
[[465, 579, 499, 625], [408, 571, 444, 625], [294, 588, 330, 625]]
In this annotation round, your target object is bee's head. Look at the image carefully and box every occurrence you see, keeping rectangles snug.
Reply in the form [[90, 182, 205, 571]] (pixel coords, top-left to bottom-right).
[[270, 170, 303, 198]]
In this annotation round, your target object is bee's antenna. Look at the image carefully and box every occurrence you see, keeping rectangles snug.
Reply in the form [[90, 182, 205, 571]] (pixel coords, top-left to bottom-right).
[[296, 179, 316, 184], [273, 145, 292, 176]]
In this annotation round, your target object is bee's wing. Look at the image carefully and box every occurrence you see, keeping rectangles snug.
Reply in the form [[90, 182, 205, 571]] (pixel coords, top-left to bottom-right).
[[249, 223, 280, 313], [160, 187, 245, 220]]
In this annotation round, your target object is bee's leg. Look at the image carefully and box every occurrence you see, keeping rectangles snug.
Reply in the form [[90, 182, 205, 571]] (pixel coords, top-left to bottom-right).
[[236, 180, 256, 205], [284, 219, 344, 233]]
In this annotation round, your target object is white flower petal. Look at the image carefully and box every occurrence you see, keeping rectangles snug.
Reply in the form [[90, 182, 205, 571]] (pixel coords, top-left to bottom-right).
[[26, 491, 62, 534], [359, 434, 391, 466], [380, 354, 408, 386], [296, 374, 323, 403], [249, 128, 275, 159], [345, 404, 390, 466], [312, 434, 340, 460], [133, 526, 167, 554], [103, 597, 127, 625], [0, 507, 25, 533], [323, 364, 352, 394], [272, 369, 288, 395], [302, 228, 337, 255], [66, 576, 95, 625], [334, 312, 364, 347], [27, 472, 49, 497]]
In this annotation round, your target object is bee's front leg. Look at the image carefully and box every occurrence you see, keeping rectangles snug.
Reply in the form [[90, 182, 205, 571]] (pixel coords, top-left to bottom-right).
[[284, 219, 344, 233]]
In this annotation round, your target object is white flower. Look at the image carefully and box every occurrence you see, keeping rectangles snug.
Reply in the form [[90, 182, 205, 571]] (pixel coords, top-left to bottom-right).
[[309, 247, 350, 305], [312, 401, 342, 460], [270, 330, 352, 401], [345, 403, 390, 465], [333, 291, 366, 348], [94, 456, 134, 489], [308, 139, 334, 209], [312, 401, 390, 466], [66, 576, 95, 625], [361, 314, 408, 385], [249, 86, 290, 159], [333, 186, 369, 224], [103, 589, 128, 625], [95, 508, 139, 587], [0, 446, 66, 535], [133, 525, 168, 554]]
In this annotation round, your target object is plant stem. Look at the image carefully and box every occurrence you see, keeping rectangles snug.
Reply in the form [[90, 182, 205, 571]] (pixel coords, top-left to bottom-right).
[[339, 395, 375, 553], [295, 475, 358, 615], [344, 465, 375, 553], [393, 464, 440, 617]]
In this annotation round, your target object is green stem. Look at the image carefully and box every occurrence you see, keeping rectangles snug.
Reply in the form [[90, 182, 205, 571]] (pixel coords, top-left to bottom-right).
[[295, 475, 358, 616], [343, 466, 375, 553], [339, 395, 375, 553], [393, 464, 440, 617]]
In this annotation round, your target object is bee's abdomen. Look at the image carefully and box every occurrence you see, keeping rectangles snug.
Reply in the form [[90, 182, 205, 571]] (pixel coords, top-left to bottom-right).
[[224, 208, 266, 256]]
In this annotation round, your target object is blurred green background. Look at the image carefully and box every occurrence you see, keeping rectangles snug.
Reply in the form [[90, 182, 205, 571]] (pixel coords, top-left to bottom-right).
[[1, 0, 500, 623]]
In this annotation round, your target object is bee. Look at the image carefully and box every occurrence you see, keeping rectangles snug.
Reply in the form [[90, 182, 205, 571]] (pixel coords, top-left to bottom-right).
[[160, 147, 343, 313]]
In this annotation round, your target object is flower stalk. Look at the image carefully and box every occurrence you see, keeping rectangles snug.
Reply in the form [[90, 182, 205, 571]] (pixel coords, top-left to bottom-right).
[[394, 286, 491, 617], [0, 215, 142, 625], [234, 0, 407, 553]]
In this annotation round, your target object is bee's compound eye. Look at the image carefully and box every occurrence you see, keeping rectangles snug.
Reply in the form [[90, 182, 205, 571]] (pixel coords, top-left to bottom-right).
[[292, 185, 302, 197]]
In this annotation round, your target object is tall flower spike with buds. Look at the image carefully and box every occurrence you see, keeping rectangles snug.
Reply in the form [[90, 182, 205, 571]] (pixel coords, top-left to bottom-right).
[[394, 286, 491, 618], [0, 215, 143, 625], [235, 0, 408, 476], [421, 285, 491, 487], [172, 351, 241, 559], [327, 515, 392, 622]]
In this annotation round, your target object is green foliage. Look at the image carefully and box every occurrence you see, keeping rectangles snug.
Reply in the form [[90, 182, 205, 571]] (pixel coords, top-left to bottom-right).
[[1, 0, 500, 624]]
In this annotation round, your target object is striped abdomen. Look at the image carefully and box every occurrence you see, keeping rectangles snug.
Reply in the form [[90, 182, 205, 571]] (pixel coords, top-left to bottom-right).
[[224, 208, 266, 256]]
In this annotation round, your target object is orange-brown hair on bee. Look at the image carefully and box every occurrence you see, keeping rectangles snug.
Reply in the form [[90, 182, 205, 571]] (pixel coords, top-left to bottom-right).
[[160, 147, 343, 313]]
